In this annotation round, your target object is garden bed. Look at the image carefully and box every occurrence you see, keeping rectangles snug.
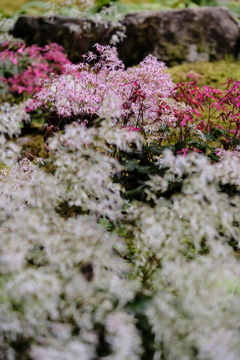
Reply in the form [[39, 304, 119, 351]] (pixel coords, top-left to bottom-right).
[[1, 2, 240, 360]]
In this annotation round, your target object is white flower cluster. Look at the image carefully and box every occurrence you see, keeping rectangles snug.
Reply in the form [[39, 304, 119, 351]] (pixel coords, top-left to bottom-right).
[[129, 150, 240, 359], [48, 120, 139, 220], [0, 102, 30, 137], [1, 115, 240, 359], [0, 15, 15, 44], [0, 122, 142, 360]]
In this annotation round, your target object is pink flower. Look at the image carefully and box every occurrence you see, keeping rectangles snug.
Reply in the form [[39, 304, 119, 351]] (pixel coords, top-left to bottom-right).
[[176, 148, 190, 157], [126, 126, 141, 132], [26, 44, 176, 131], [192, 147, 202, 153]]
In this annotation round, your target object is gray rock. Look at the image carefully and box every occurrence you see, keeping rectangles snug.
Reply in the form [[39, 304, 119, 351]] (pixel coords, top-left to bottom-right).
[[11, 15, 116, 64], [118, 7, 240, 66], [11, 7, 240, 67]]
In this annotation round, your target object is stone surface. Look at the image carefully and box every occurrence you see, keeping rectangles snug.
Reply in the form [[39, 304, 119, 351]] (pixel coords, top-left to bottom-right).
[[11, 7, 240, 66], [11, 15, 116, 64], [118, 7, 240, 66]]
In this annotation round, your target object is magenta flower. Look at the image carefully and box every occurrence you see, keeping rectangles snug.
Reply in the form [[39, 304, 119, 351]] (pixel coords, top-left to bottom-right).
[[126, 126, 141, 132], [192, 147, 202, 153], [176, 148, 190, 157]]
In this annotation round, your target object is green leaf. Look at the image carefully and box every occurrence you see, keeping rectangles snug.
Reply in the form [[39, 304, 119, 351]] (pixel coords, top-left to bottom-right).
[[136, 165, 151, 174], [158, 124, 171, 135], [126, 185, 145, 199], [122, 158, 139, 171], [148, 145, 163, 155], [204, 132, 216, 141], [126, 294, 152, 315], [160, 144, 175, 152], [175, 141, 186, 152], [212, 128, 230, 139], [209, 153, 219, 160], [187, 140, 210, 153], [229, 137, 240, 146], [43, 159, 52, 165]]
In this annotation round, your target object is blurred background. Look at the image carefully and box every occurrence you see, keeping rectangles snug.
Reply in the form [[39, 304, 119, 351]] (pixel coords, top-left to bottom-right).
[[1, 0, 240, 19]]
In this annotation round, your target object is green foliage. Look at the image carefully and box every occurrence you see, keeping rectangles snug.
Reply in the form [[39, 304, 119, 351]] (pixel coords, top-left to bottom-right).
[[0, 0, 236, 19], [220, 0, 240, 18]]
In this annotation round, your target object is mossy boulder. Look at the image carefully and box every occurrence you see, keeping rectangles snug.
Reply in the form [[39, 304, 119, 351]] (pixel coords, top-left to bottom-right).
[[118, 7, 240, 66], [11, 15, 119, 63]]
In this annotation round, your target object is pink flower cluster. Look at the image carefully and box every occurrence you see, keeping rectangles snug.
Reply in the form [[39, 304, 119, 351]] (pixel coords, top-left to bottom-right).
[[22, 43, 240, 155], [0, 41, 71, 96], [26, 44, 176, 131]]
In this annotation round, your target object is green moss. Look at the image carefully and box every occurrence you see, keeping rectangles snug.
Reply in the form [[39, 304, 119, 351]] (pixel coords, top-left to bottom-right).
[[168, 58, 240, 89], [20, 134, 48, 159], [18, 133, 57, 173], [161, 42, 189, 66], [0, 163, 7, 170]]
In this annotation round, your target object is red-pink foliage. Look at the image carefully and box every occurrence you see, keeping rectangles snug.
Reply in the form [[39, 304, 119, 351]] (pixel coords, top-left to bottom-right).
[[0, 41, 71, 96], [173, 76, 240, 151]]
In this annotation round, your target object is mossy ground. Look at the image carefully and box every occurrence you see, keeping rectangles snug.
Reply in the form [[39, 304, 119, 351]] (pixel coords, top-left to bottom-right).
[[168, 58, 240, 89], [20, 133, 48, 159]]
